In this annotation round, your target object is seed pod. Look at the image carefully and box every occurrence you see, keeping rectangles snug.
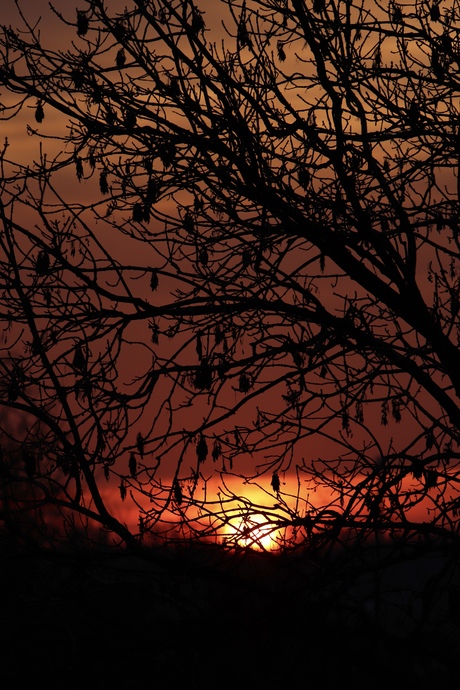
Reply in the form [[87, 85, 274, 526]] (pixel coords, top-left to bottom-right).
[[36, 250, 50, 276], [430, 2, 440, 21], [198, 247, 208, 266], [75, 157, 84, 181], [136, 432, 145, 458], [132, 203, 144, 223], [196, 435, 208, 464], [99, 171, 108, 195], [183, 211, 195, 234], [35, 102, 44, 123], [138, 515, 145, 535], [277, 41, 286, 62], [119, 477, 127, 501], [271, 471, 280, 494], [391, 399, 401, 422], [113, 21, 127, 41], [212, 439, 221, 462], [72, 69, 85, 89], [215, 324, 223, 345], [424, 469, 438, 489], [194, 359, 213, 390], [381, 400, 388, 426], [116, 48, 126, 68], [77, 10, 89, 37], [72, 343, 86, 371], [129, 452, 137, 477], [239, 373, 251, 393], [150, 270, 159, 291], [411, 459, 423, 479], [174, 480, 183, 505], [392, 4, 403, 23], [196, 332, 203, 361], [124, 109, 137, 130], [191, 7, 205, 34]]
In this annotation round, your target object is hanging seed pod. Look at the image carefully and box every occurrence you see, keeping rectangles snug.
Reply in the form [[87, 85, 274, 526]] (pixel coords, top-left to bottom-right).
[[239, 373, 251, 393], [113, 21, 127, 41], [430, 2, 441, 21], [391, 399, 401, 422], [132, 203, 144, 223], [124, 109, 137, 130], [183, 211, 195, 234], [136, 432, 144, 458], [72, 69, 85, 89], [408, 100, 419, 126], [119, 477, 127, 501], [381, 400, 388, 426], [194, 359, 213, 390], [198, 247, 209, 266], [88, 150, 97, 170], [77, 10, 89, 37], [104, 465, 110, 481], [139, 515, 145, 535], [150, 269, 159, 291], [36, 249, 50, 276], [212, 439, 221, 462], [355, 401, 364, 424], [116, 48, 126, 68], [411, 459, 423, 479], [271, 471, 280, 494], [196, 332, 203, 361], [35, 101, 44, 123], [425, 430, 435, 450], [191, 7, 205, 34], [99, 171, 108, 195], [149, 320, 159, 344], [129, 452, 137, 477], [196, 435, 208, 464], [142, 203, 151, 222], [297, 167, 310, 188], [424, 469, 438, 489], [215, 324, 224, 345], [277, 41, 286, 62], [392, 3, 403, 23], [242, 250, 251, 268], [373, 48, 382, 71], [237, 20, 251, 48], [72, 343, 86, 371], [146, 177, 159, 204], [75, 156, 84, 181], [174, 480, 183, 505]]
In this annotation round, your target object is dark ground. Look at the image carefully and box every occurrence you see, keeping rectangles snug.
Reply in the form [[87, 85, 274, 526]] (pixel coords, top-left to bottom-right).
[[1, 539, 459, 689]]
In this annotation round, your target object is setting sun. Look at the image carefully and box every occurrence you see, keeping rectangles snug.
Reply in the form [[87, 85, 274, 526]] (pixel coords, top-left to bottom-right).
[[223, 513, 281, 551]]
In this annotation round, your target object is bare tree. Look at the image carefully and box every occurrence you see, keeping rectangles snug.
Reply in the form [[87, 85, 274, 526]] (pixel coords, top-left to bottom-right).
[[0, 0, 460, 558]]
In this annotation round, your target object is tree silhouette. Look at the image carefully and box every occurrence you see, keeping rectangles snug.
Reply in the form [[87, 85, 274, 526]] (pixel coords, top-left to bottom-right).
[[1, 0, 460, 558]]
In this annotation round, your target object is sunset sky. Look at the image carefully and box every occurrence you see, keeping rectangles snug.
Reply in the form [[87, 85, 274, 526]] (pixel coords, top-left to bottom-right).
[[0, 0, 458, 550]]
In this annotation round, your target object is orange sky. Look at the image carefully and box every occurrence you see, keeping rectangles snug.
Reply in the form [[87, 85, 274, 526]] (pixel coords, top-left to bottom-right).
[[1, 0, 457, 548]]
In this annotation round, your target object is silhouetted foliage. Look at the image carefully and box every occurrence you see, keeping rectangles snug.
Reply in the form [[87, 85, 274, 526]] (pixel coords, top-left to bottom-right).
[[1, 0, 460, 559]]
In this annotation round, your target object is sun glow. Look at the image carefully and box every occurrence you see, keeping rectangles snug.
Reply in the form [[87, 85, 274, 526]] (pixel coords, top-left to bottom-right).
[[224, 513, 281, 551]]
